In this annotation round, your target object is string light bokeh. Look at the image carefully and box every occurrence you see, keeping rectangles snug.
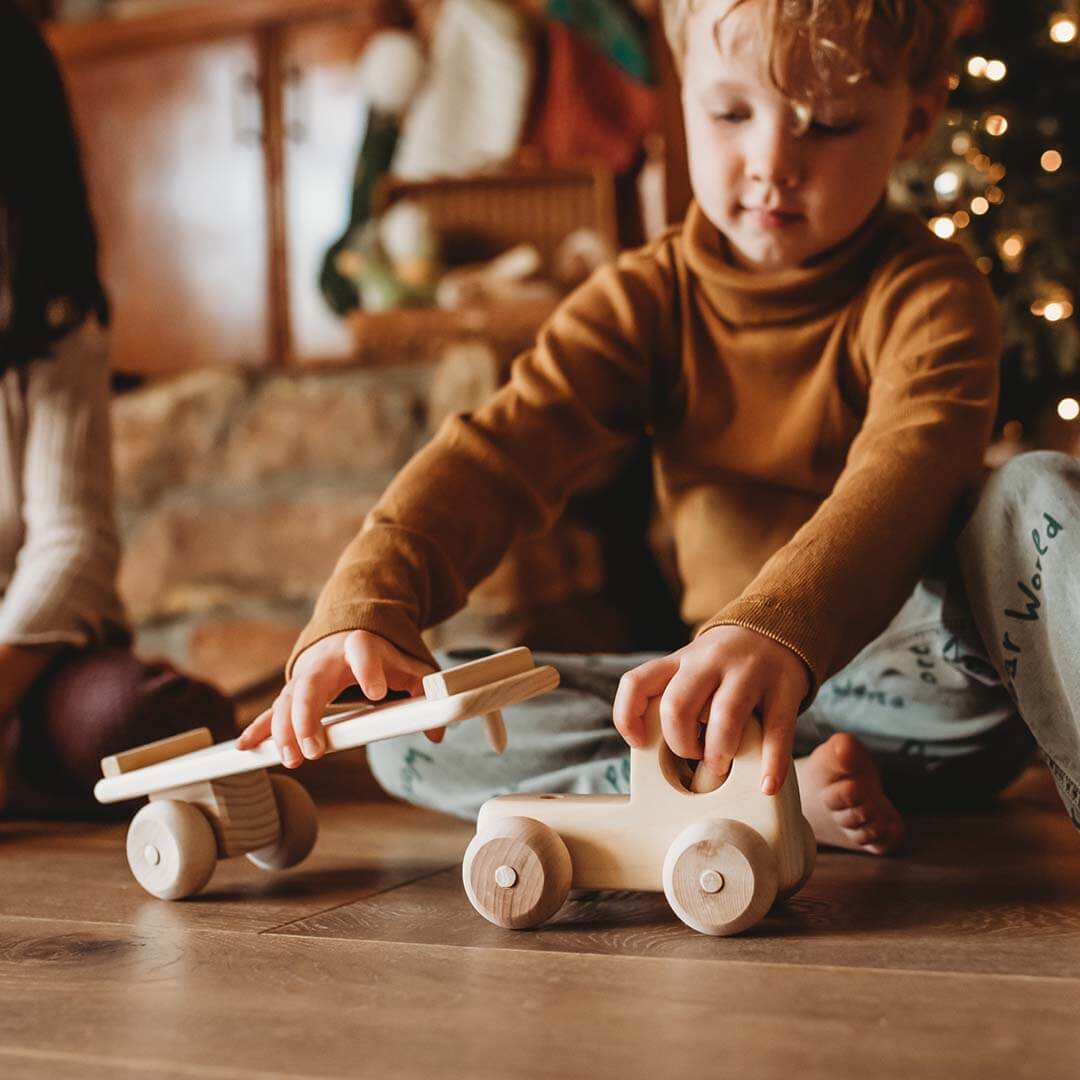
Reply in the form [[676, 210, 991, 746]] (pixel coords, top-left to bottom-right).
[[891, 1, 1080, 449]]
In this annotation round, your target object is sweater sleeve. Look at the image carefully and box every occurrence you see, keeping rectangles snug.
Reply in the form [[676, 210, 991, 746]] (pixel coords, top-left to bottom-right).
[[695, 246, 1001, 696], [288, 246, 674, 674], [0, 320, 127, 646]]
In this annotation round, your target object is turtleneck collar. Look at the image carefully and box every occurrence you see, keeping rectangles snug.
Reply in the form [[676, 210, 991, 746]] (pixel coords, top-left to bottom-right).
[[680, 199, 894, 328]]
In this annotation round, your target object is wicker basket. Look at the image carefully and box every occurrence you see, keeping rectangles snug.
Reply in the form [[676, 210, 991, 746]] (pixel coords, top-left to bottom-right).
[[376, 164, 617, 266], [347, 164, 618, 366]]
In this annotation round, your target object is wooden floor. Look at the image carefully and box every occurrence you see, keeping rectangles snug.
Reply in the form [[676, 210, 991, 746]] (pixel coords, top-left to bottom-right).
[[1, 760, 1078, 1080]]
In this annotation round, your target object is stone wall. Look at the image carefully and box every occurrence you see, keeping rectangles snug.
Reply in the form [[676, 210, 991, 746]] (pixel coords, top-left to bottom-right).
[[111, 345, 682, 701], [112, 361, 442, 696]]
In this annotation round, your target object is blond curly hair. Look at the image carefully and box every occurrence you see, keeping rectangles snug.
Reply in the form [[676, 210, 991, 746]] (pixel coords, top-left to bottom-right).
[[663, 0, 960, 92]]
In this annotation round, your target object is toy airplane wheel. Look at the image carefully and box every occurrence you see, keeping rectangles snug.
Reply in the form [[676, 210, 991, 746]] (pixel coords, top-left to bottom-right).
[[246, 775, 319, 871], [127, 800, 218, 900], [463, 816, 572, 929], [662, 819, 779, 936]]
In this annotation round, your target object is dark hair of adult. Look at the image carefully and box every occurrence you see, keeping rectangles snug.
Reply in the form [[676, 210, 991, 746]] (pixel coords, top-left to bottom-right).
[[0, 1, 109, 372]]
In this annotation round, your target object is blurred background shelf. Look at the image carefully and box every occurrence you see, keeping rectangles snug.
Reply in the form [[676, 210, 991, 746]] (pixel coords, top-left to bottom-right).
[[345, 166, 617, 365], [346, 301, 559, 368], [47, 0, 425, 374], [45, 0, 683, 376]]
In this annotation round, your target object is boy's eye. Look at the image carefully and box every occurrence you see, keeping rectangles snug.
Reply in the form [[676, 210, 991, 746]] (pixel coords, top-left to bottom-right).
[[809, 119, 858, 136], [710, 111, 751, 124]]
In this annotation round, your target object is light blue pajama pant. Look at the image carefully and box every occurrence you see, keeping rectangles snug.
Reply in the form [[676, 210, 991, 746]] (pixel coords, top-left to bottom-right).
[[367, 452, 1080, 829]]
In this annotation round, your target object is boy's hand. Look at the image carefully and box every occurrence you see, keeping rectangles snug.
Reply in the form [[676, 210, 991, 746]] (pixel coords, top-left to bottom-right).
[[612, 626, 810, 796], [235, 630, 436, 768]]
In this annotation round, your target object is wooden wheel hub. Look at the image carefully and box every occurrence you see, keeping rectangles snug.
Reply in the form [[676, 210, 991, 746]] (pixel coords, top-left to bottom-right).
[[468, 836, 549, 926], [463, 817, 572, 929], [663, 819, 778, 936], [126, 800, 218, 901], [699, 870, 724, 894], [494, 864, 518, 888]]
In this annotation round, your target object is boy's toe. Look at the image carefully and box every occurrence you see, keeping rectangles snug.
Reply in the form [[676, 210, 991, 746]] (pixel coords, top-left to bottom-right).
[[823, 776, 864, 813], [827, 732, 867, 776], [833, 804, 869, 829], [859, 813, 904, 854], [843, 823, 878, 848]]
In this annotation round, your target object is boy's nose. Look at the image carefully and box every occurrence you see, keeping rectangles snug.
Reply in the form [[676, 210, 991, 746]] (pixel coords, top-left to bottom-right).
[[747, 127, 803, 189]]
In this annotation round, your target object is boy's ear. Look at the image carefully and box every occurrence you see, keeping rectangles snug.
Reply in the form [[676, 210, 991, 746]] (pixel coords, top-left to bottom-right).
[[896, 78, 949, 162]]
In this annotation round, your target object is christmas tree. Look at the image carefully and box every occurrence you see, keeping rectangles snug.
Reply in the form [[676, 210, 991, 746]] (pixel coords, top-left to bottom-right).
[[891, 0, 1080, 444]]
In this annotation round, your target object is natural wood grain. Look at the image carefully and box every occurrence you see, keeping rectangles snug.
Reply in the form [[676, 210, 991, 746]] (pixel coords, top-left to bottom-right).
[[462, 816, 572, 929], [0, 1048, 318, 1080], [0, 802, 471, 934], [423, 648, 535, 755], [153, 771, 281, 858], [59, 34, 272, 375], [261, 22, 292, 372], [46, 0, 394, 62], [422, 648, 535, 699], [1, 765, 1078, 1078], [473, 708, 810, 901], [0, 918, 1077, 1080], [125, 799, 219, 900], [101, 728, 213, 778], [275, 800, 1080, 980], [96, 666, 559, 804], [245, 775, 319, 871], [662, 818, 778, 936]]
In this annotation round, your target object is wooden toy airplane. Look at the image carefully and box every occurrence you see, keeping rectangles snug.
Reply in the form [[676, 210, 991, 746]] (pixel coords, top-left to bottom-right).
[[96, 648, 556, 900], [463, 697, 815, 937]]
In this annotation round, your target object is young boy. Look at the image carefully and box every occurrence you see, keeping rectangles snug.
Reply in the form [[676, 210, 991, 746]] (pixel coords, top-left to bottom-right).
[[238, 0, 1080, 849]]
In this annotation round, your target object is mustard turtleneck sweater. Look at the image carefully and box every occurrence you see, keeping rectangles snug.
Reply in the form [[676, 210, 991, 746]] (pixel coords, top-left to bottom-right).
[[290, 201, 1001, 696]]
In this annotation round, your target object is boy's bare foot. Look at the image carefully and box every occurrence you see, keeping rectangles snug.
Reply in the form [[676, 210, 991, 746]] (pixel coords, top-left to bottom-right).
[[795, 733, 904, 855]]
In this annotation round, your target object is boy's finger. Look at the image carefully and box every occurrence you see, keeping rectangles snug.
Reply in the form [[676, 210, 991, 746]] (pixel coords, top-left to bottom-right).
[[759, 686, 800, 795], [613, 655, 679, 746], [291, 672, 336, 760], [271, 687, 302, 769], [236, 706, 273, 749], [387, 664, 425, 698], [703, 678, 757, 772], [343, 635, 388, 700], [659, 664, 717, 760], [690, 696, 728, 791]]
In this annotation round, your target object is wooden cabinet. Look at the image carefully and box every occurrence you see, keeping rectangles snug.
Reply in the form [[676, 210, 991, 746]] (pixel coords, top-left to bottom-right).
[[63, 34, 272, 373], [48, 0, 678, 375], [49, 0, 388, 374]]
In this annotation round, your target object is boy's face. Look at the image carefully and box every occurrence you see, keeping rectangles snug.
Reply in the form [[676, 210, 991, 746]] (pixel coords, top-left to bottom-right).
[[682, 0, 943, 271]]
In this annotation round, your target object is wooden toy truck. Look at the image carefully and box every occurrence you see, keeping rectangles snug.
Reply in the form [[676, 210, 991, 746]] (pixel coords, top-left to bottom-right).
[[463, 698, 816, 936], [95, 648, 556, 900]]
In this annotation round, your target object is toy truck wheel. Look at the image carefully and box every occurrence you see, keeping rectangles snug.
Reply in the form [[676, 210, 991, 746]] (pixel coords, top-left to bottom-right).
[[126, 800, 218, 900], [778, 816, 817, 901], [777, 816, 816, 902], [463, 816, 572, 929], [662, 819, 779, 936], [246, 775, 319, 871]]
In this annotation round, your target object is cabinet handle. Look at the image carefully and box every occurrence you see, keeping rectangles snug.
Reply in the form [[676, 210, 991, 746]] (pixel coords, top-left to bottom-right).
[[284, 64, 309, 144], [232, 71, 263, 147]]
